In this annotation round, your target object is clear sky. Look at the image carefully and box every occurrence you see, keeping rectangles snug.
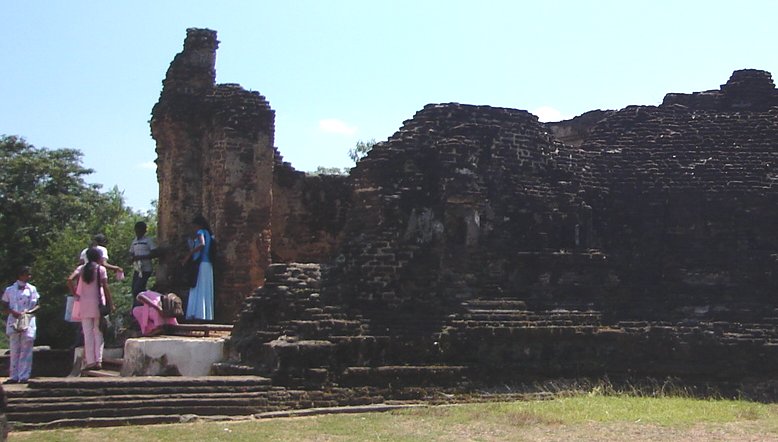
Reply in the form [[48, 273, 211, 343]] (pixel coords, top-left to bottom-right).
[[3, 1, 778, 211]]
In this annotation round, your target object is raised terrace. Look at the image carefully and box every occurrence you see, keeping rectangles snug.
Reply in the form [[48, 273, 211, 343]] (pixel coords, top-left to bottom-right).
[[151, 29, 778, 396]]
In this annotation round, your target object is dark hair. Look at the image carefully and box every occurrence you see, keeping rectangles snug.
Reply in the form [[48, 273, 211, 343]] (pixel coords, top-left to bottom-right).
[[192, 215, 212, 234], [135, 221, 147, 231], [93, 234, 107, 246], [82, 247, 102, 284], [16, 266, 31, 279]]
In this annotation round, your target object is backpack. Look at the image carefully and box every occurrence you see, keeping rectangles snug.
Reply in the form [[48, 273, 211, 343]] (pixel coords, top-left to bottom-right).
[[161, 293, 184, 318]]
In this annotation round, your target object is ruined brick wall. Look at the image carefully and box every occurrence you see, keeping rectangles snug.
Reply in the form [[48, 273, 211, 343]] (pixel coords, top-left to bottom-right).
[[152, 28, 275, 321], [324, 104, 604, 328], [578, 70, 778, 319], [663, 69, 778, 111], [153, 29, 348, 322], [227, 68, 778, 387], [271, 157, 350, 264], [154, 30, 778, 386], [545, 109, 614, 147]]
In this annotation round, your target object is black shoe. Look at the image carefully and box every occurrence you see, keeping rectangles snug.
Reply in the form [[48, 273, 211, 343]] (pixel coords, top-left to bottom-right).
[[3, 379, 17, 384], [17, 379, 28, 384]]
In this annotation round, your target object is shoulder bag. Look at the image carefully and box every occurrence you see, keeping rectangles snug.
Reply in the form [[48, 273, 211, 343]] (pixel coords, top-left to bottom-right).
[[13, 313, 30, 332]]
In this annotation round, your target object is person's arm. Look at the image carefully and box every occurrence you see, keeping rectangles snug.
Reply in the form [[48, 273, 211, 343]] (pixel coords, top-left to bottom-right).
[[66, 268, 81, 297], [101, 258, 122, 273], [137, 293, 165, 313], [26, 292, 40, 314], [181, 232, 205, 264], [1, 289, 21, 318]]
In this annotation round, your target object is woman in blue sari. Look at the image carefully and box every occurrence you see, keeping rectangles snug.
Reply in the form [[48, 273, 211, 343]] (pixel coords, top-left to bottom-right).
[[182, 215, 214, 321]]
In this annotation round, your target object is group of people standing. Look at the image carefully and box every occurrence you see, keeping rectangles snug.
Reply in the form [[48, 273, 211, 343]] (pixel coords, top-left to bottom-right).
[[2, 216, 216, 382]]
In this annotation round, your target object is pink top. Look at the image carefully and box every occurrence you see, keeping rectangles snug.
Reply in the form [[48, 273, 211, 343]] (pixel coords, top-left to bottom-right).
[[72, 264, 107, 319]]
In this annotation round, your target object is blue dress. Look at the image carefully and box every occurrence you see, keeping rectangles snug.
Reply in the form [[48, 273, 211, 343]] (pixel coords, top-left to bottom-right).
[[186, 229, 214, 320]]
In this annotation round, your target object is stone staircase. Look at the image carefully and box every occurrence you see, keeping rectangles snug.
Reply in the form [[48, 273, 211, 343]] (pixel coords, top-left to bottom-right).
[[5, 376, 273, 430]]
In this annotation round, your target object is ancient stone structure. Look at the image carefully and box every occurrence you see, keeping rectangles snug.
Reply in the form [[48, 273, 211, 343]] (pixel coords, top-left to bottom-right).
[[152, 29, 349, 320], [155, 29, 778, 390]]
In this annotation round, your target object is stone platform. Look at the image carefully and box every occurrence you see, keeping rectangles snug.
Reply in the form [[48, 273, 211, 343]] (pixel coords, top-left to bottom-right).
[[122, 335, 227, 377]]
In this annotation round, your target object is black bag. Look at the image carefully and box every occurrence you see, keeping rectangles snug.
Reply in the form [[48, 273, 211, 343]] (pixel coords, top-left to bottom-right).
[[183, 257, 199, 288], [99, 300, 110, 317]]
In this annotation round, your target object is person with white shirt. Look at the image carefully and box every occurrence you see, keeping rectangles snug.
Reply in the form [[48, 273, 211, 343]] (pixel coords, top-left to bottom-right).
[[79, 234, 123, 278], [2, 266, 40, 384]]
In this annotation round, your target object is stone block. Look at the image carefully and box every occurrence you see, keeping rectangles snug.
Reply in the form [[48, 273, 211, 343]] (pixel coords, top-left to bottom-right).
[[122, 337, 226, 376]]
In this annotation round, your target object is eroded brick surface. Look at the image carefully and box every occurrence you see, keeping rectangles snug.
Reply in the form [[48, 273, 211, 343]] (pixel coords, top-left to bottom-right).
[[155, 29, 778, 388]]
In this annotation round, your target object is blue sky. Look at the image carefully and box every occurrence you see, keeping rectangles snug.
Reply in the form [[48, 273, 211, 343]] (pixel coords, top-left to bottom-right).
[[3, 1, 778, 211]]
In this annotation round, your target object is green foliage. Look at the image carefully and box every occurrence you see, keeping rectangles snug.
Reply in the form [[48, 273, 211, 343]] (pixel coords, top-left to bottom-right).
[[309, 166, 348, 176], [348, 139, 376, 163], [0, 135, 157, 348], [0, 135, 104, 277]]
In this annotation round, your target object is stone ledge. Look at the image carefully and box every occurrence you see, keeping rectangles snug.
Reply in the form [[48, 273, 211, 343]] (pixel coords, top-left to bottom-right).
[[122, 337, 228, 377]]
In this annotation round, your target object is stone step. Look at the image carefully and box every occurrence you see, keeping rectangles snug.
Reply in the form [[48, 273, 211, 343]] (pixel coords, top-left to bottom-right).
[[13, 414, 183, 431], [81, 369, 120, 377], [167, 323, 234, 337], [5, 375, 275, 427], [459, 312, 602, 324], [7, 383, 272, 399], [462, 299, 529, 310], [9, 393, 272, 414], [339, 365, 470, 388], [7, 375, 271, 397], [9, 404, 264, 424], [103, 357, 124, 367], [9, 390, 269, 406]]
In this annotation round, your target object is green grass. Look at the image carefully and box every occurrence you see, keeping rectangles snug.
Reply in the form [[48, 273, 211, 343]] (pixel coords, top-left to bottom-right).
[[10, 395, 778, 441]]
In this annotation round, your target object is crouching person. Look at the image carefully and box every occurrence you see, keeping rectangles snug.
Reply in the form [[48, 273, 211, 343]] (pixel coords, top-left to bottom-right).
[[132, 291, 180, 336]]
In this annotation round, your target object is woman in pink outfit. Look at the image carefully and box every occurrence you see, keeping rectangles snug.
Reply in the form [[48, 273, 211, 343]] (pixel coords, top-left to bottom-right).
[[67, 247, 114, 370], [132, 290, 178, 336]]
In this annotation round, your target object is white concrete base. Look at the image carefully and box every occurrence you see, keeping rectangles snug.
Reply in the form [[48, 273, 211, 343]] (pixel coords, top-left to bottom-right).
[[121, 337, 226, 377]]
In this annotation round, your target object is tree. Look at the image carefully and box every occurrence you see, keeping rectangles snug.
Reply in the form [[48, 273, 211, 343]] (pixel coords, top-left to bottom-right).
[[310, 166, 348, 176], [0, 135, 155, 348], [0, 135, 106, 277], [348, 139, 376, 164]]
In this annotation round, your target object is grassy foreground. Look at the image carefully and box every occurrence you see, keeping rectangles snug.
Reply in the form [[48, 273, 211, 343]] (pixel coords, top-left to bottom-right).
[[10, 395, 778, 441]]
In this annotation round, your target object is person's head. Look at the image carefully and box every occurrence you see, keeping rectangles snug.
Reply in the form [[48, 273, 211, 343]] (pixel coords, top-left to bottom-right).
[[85, 247, 102, 264], [82, 248, 101, 283], [192, 215, 211, 233], [92, 234, 107, 247], [16, 266, 31, 283], [134, 221, 148, 238]]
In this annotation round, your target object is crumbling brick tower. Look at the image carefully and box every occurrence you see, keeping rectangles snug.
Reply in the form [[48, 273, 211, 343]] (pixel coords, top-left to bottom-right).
[[151, 28, 275, 321]]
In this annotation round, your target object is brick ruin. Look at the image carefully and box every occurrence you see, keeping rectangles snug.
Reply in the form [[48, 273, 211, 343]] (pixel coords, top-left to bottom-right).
[[154, 29, 778, 391], [152, 29, 348, 320]]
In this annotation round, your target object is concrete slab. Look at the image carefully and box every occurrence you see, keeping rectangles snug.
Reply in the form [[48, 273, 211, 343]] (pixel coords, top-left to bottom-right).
[[122, 336, 227, 377]]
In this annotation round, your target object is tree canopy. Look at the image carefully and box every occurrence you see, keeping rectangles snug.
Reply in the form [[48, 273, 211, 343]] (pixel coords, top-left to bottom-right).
[[0, 135, 155, 347]]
